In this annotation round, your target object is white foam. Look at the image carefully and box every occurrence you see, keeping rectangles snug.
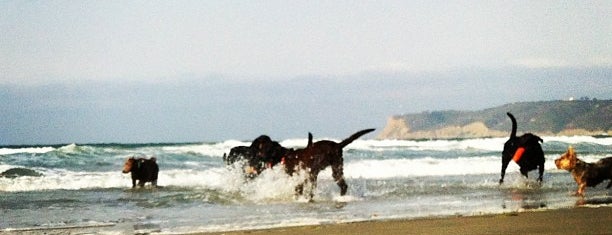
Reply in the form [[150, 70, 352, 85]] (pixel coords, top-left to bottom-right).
[[57, 143, 79, 153], [240, 167, 305, 202], [333, 194, 362, 202], [162, 140, 250, 157], [0, 170, 127, 191], [545, 135, 612, 145], [343, 154, 568, 179], [344, 138, 509, 152], [0, 164, 300, 197], [0, 146, 56, 155], [344, 157, 497, 179], [340, 136, 611, 152]]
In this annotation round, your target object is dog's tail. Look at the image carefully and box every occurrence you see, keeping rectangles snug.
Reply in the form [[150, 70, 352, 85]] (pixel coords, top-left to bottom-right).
[[506, 112, 517, 138], [307, 132, 313, 148], [339, 128, 376, 148]]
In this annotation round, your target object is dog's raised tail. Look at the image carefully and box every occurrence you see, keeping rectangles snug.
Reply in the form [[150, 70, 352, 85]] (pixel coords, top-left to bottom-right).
[[307, 132, 313, 147], [339, 128, 376, 148], [506, 112, 517, 138]]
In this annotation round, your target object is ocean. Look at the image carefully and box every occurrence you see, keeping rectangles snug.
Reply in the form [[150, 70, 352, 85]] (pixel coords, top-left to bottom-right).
[[1, 136, 611, 234]]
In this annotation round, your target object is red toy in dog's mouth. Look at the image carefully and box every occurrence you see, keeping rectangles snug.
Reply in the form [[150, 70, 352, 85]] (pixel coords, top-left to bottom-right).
[[512, 147, 525, 162]]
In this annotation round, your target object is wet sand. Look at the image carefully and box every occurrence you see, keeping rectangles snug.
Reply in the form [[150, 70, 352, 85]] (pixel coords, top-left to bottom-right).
[[199, 206, 612, 235], [4, 206, 610, 234]]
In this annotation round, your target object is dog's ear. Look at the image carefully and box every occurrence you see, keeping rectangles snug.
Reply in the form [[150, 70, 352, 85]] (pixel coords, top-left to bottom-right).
[[568, 146, 578, 167], [568, 146, 576, 158]]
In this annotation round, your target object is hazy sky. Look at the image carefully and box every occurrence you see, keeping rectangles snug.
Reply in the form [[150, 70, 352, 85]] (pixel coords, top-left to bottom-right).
[[1, 1, 611, 145]]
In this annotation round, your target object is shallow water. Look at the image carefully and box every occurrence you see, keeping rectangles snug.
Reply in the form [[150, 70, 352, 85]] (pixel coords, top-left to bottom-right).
[[1, 136, 611, 233]]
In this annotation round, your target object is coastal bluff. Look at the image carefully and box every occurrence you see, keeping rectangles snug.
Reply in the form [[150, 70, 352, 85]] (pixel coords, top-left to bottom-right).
[[378, 100, 611, 140]]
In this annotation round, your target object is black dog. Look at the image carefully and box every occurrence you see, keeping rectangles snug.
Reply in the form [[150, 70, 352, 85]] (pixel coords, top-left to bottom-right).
[[223, 135, 291, 177], [122, 157, 159, 188], [499, 112, 545, 184]]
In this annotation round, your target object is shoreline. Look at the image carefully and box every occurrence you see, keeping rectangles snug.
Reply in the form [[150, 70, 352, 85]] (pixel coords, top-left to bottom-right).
[[197, 206, 612, 235], [3, 206, 611, 234]]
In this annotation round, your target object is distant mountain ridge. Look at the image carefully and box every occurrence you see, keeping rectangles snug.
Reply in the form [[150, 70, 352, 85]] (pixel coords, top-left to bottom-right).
[[378, 100, 612, 140]]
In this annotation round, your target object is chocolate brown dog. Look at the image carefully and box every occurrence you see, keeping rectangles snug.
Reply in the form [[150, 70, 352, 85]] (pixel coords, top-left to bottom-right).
[[122, 157, 159, 188], [555, 146, 612, 196], [283, 128, 375, 199], [500, 112, 545, 184]]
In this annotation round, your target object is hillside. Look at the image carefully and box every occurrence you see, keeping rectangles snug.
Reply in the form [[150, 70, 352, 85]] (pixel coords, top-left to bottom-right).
[[378, 100, 612, 139]]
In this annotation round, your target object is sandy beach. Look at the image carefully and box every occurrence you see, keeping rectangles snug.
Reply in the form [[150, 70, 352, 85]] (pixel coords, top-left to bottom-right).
[[3, 205, 611, 234], [199, 206, 612, 235]]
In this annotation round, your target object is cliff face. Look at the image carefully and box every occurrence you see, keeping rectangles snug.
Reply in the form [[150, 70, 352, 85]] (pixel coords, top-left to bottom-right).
[[378, 117, 509, 139], [378, 100, 612, 140]]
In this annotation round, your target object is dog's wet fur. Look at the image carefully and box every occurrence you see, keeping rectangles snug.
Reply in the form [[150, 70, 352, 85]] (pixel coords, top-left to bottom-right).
[[500, 112, 545, 184], [223, 135, 291, 177], [283, 128, 375, 199], [122, 157, 159, 188], [555, 146, 612, 197]]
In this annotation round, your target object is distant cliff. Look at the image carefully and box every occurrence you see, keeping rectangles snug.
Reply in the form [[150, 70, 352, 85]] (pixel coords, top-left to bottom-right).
[[378, 100, 612, 139]]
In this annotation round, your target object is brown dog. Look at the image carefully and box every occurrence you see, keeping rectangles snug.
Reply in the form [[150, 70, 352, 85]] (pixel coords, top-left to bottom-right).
[[122, 157, 159, 188], [283, 128, 375, 199], [554, 146, 612, 196]]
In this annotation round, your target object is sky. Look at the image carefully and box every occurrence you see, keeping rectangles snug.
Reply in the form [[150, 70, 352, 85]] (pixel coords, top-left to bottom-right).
[[1, 1, 611, 145]]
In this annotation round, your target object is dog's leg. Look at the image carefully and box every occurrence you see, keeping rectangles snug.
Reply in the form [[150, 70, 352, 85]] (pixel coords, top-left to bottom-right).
[[520, 167, 529, 179], [537, 162, 545, 183], [332, 163, 348, 196], [295, 183, 304, 196], [336, 178, 348, 196], [131, 178, 137, 188], [575, 183, 587, 197], [308, 174, 318, 200], [500, 160, 510, 184]]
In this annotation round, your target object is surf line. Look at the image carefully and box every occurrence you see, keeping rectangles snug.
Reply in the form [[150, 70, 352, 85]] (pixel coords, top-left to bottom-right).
[[1, 223, 116, 232]]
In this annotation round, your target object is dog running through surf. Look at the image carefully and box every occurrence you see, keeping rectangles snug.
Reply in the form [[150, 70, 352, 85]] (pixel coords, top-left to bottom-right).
[[555, 146, 612, 197]]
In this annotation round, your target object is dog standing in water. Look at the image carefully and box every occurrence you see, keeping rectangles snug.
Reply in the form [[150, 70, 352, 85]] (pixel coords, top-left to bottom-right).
[[122, 157, 159, 188], [223, 135, 291, 177], [282, 128, 375, 199], [555, 146, 612, 196], [499, 112, 545, 184]]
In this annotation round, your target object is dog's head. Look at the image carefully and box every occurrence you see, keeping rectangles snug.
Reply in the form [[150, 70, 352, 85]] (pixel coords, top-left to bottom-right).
[[251, 135, 273, 159], [122, 157, 136, 173], [555, 146, 577, 170]]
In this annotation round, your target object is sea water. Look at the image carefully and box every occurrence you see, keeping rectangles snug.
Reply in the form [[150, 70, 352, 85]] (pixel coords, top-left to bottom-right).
[[1, 136, 611, 234]]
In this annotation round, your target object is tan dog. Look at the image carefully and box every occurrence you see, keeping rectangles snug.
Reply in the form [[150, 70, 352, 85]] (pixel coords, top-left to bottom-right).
[[554, 146, 612, 196]]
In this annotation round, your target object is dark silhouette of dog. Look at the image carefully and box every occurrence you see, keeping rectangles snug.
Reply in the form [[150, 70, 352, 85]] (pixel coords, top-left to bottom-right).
[[251, 135, 291, 169], [555, 146, 612, 197], [223, 145, 257, 176], [499, 112, 545, 184], [223, 135, 291, 177], [122, 157, 159, 188], [283, 128, 375, 199]]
